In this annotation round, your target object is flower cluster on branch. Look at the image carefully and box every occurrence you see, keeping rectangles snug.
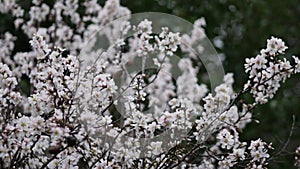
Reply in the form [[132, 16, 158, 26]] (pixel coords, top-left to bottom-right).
[[0, 0, 300, 169]]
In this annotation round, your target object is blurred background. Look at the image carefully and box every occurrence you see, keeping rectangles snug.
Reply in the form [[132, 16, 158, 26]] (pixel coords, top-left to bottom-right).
[[118, 0, 300, 168], [1, 0, 299, 168]]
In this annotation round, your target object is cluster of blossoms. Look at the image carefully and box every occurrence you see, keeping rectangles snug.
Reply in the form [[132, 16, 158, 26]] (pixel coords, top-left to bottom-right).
[[133, 20, 181, 57], [0, 0, 300, 168], [296, 146, 300, 168], [244, 36, 300, 104]]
